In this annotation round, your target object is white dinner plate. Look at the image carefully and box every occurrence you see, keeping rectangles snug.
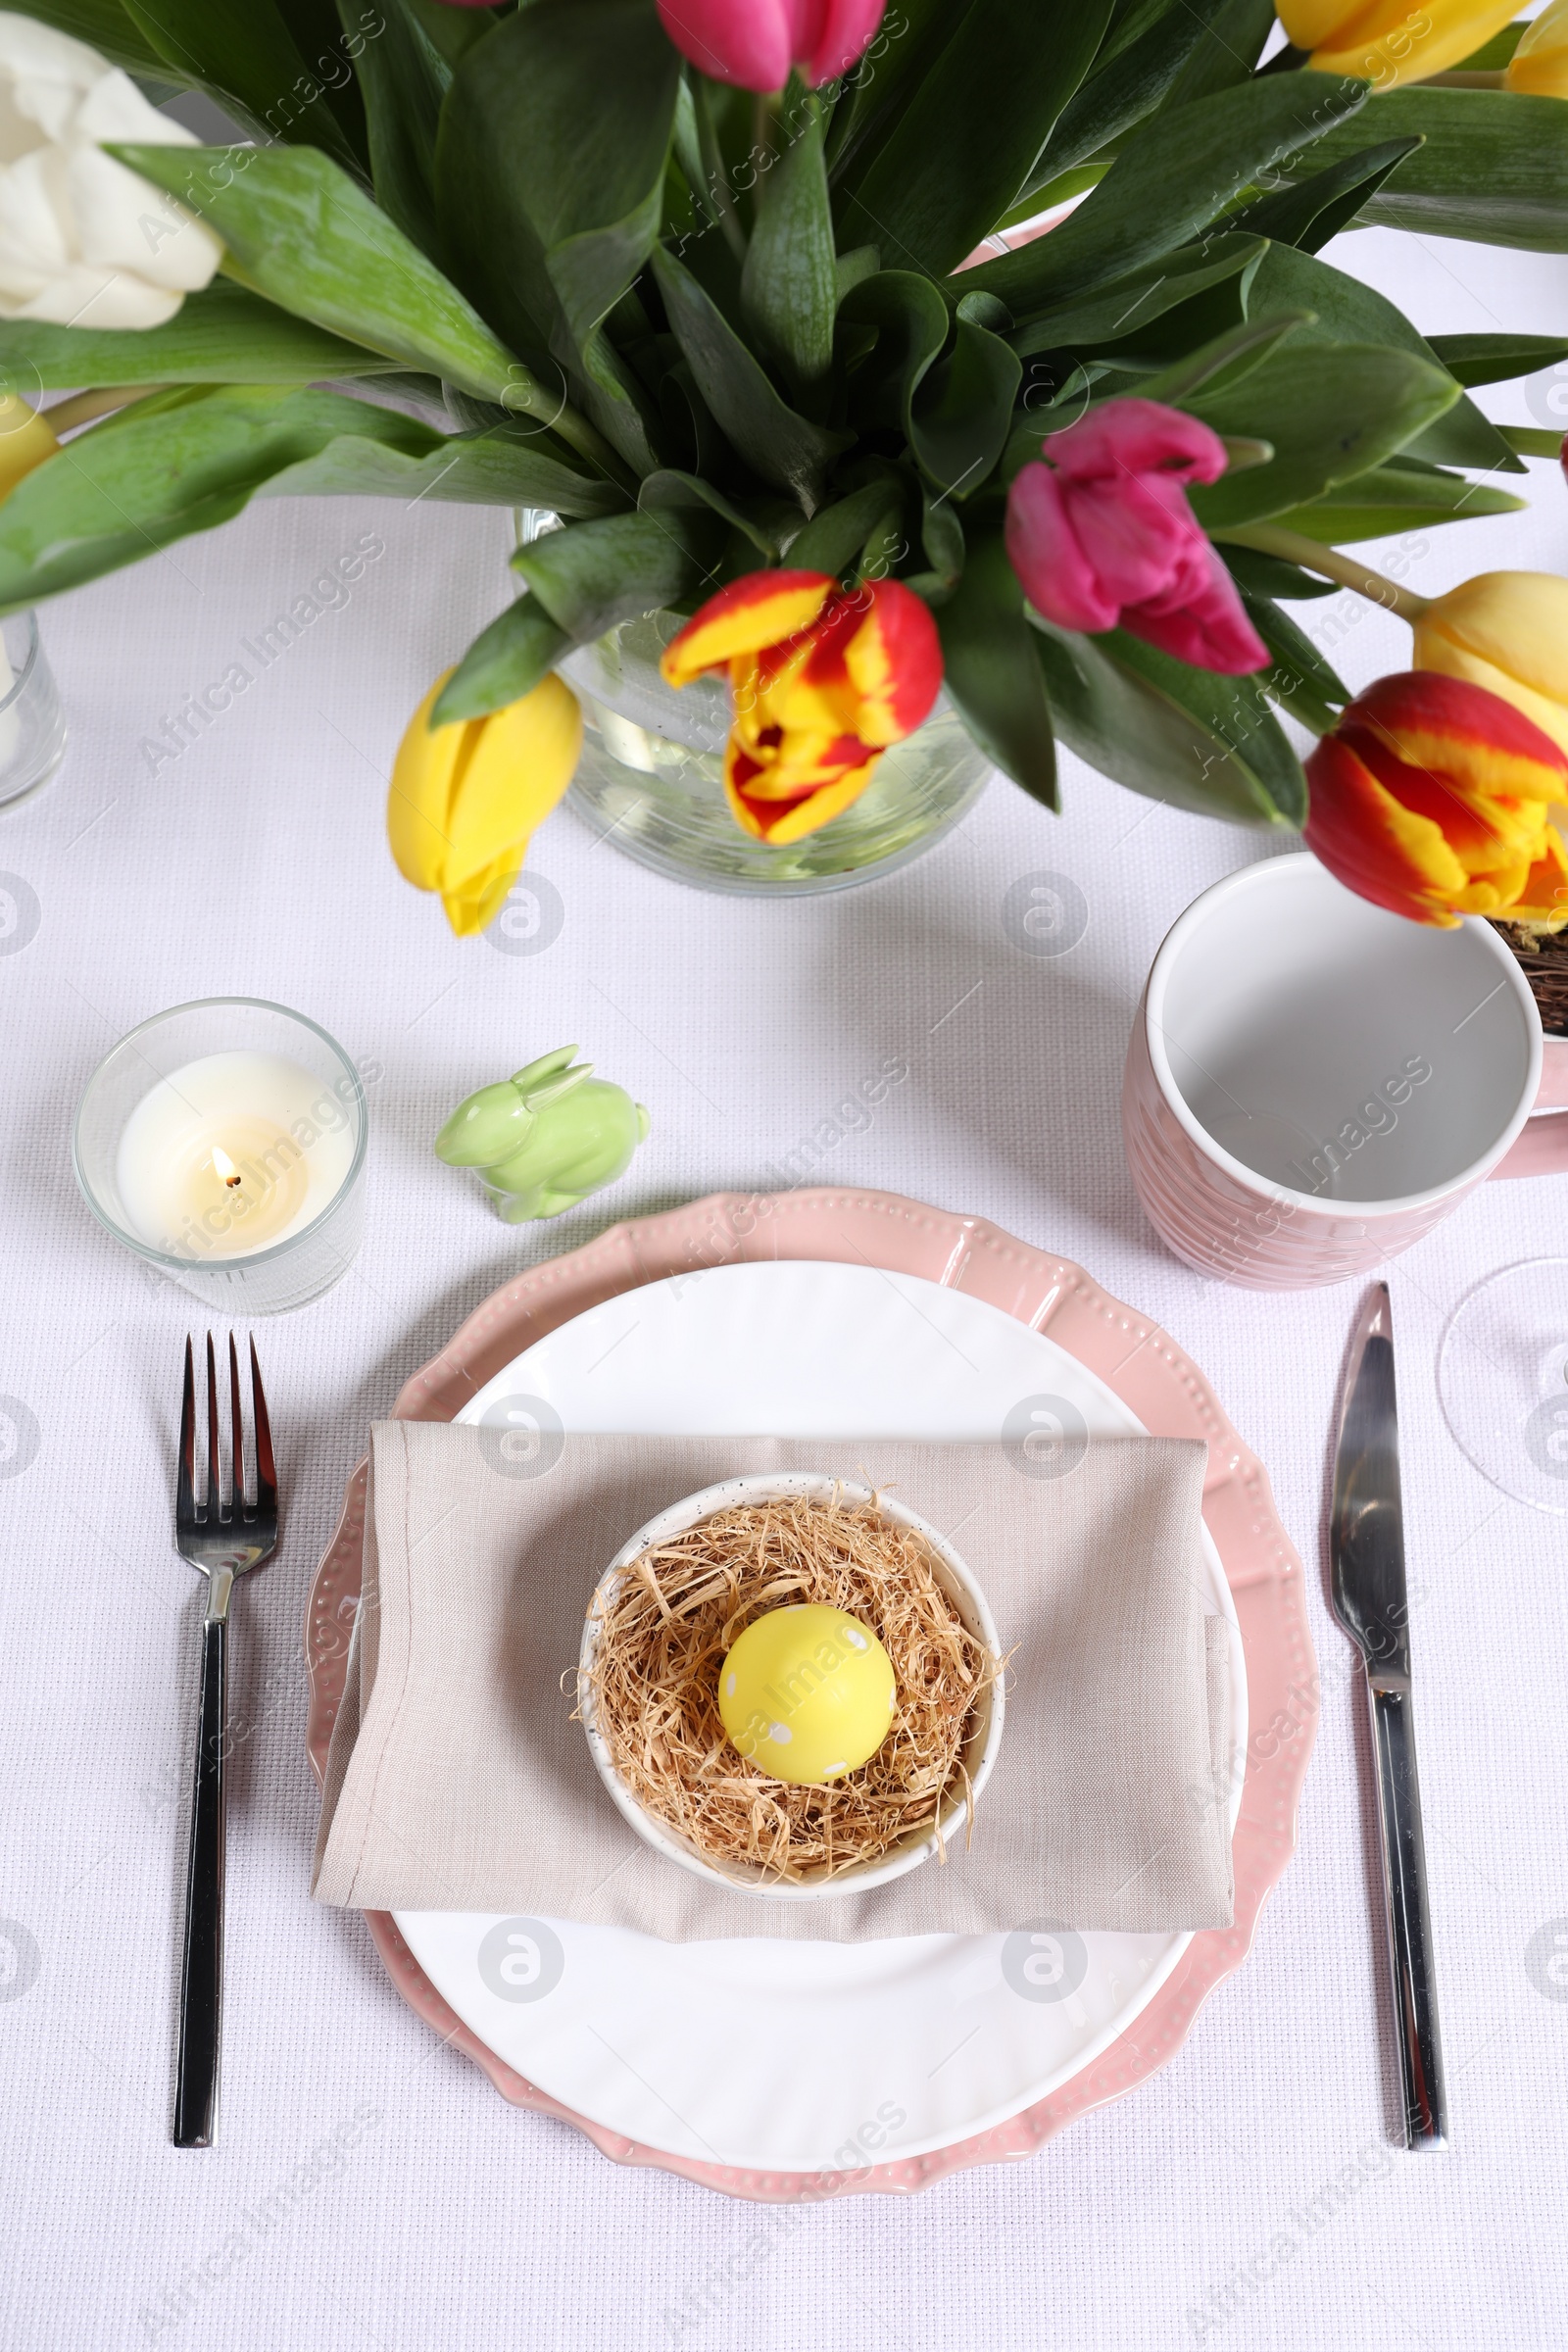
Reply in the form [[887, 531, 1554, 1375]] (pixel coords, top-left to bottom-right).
[[393, 1258, 1247, 2174]]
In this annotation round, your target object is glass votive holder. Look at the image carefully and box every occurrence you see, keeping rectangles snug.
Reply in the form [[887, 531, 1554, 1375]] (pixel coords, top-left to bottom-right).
[[0, 612, 66, 808], [73, 998, 368, 1314]]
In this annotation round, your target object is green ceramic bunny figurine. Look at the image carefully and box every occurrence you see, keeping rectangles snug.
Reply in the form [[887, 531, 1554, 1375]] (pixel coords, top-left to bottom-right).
[[434, 1047, 650, 1222]]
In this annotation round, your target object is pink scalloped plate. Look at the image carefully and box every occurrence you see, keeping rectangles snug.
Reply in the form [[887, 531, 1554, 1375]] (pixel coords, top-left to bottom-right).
[[306, 1188, 1315, 2199]]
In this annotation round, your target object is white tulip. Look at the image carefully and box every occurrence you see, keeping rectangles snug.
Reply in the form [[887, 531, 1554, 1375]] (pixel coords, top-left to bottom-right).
[[0, 12, 222, 330]]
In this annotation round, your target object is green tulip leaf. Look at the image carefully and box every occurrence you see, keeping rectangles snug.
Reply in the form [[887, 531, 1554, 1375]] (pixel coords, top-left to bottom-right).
[[1242, 245, 1523, 471], [1228, 137, 1424, 255], [784, 479, 907, 577], [835, 245, 883, 304], [838, 270, 950, 434], [964, 73, 1367, 317], [1134, 308, 1312, 405], [1023, 0, 1241, 196], [1219, 545, 1339, 600], [0, 279, 399, 386], [343, 0, 449, 259], [1233, 586, 1350, 736], [0, 385, 439, 611], [919, 484, 965, 593], [5, 0, 169, 75], [267, 420, 631, 513], [511, 507, 729, 643], [402, 0, 492, 68], [1427, 332, 1568, 388], [638, 469, 792, 557], [1031, 617, 1303, 826], [431, 596, 571, 725], [121, 0, 367, 169], [936, 522, 1058, 808], [1011, 234, 1266, 360], [438, 0, 679, 368], [837, 0, 1116, 277], [1089, 248, 1264, 372], [652, 245, 853, 512], [823, 0, 955, 184], [575, 328, 665, 479], [1260, 462, 1527, 543], [1183, 343, 1460, 530], [839, 270, 1016, 499], [1152, 0, 1277, 112], [741, 104, 837, 415], [909, 317, 1022, 496], [115, 144, 522, 403], [1282, 91, 1568, 253]]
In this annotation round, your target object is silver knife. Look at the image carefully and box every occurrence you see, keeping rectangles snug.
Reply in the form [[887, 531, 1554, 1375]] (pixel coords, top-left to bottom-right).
[[1330, 1283, 1447, 2151]]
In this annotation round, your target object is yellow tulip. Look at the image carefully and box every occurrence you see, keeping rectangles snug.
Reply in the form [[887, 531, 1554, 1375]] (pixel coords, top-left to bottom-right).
[[1506, 0, 1568, 92], [1411, 572, 1568, 761], [0, 393, 58, 498], [1277, 0, 1520, 88], [387, 667, 582, 936]]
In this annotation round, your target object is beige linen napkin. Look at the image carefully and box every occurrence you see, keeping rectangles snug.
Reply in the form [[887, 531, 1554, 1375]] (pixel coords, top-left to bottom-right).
[[313, 1425, 1235, 1937]]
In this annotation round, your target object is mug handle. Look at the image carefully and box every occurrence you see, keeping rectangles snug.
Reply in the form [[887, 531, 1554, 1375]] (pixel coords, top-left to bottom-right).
[[1491, 1037, 1568, 1181]]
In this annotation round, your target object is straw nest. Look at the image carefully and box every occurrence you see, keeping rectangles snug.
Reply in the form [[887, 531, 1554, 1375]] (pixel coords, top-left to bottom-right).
[[577, 1493, 998, 1884]]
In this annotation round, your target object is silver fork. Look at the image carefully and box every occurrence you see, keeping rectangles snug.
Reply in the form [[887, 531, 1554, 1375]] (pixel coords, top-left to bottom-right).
[[172, 1333, 277, 2149]]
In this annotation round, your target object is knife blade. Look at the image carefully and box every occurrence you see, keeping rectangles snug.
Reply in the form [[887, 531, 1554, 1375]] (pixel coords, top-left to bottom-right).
[[1330, 1282, 1447, 2151]]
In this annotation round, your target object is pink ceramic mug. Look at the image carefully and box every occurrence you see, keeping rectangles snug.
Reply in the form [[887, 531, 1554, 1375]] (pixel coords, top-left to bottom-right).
[[1123, 853, 1562, 1290]]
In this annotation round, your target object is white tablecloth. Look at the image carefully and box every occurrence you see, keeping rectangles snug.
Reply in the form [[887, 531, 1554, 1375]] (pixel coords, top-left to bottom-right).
[[2, 220, 1566, 2352]]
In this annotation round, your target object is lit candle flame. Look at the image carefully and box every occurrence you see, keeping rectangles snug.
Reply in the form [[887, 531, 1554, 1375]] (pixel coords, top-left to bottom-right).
[[212, 1146, 243, 1189]]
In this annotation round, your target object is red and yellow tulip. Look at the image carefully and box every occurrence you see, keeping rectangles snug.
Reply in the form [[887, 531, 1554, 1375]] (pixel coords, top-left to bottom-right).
[[660, 569, 944, 844], [387, 670, 583, 936], [1303, 670, 1568, 928]]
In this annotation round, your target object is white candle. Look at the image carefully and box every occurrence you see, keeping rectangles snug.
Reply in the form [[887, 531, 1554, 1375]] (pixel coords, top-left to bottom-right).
[[115, 1050, 357, 1262]]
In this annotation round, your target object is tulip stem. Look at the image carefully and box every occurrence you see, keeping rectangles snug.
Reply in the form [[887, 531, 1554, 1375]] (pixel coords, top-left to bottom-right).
[[1423, 69, 1506, 85], [498, 372, 634, 489], [1500, 425, 1565, 459], [1213, 524, 1432, 621], [44, 385, 172, 432]]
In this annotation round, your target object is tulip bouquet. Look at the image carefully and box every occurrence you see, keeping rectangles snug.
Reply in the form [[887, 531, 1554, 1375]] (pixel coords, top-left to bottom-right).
[[0, 0, 1565, 930]]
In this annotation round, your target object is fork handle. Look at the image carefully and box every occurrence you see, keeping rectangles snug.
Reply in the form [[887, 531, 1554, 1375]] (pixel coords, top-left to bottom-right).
[[173, 1612, 226, 2148]]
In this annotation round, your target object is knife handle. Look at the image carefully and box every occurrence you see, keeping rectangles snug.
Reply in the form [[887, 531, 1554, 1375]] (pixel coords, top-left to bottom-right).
[[1368, 1681, 1446, 2151]]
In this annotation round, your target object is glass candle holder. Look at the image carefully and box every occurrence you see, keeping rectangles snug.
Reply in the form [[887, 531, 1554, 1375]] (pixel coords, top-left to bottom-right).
[[73, 998, 368, 1314], [0, 612, 66, 809]]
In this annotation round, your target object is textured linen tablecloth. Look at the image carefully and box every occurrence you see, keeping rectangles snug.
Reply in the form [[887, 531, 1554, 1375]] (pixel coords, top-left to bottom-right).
[[1, 209, 1566, 2352]]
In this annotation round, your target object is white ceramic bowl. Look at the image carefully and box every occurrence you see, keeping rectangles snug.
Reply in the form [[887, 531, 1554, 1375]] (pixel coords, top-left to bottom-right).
[[577, 1471, 1005, 1902]]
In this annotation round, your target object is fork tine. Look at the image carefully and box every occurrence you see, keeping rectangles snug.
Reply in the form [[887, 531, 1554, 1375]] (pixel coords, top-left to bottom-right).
[[249, 1337, 276, 1515], [205, 1331, 220, 1523], [177, 1336, 199, 1527], [227, 1333, 247, 1521]]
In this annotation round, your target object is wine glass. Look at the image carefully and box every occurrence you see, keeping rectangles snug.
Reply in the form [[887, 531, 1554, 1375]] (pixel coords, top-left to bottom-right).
[[1438, 1258, 1568, 1514]]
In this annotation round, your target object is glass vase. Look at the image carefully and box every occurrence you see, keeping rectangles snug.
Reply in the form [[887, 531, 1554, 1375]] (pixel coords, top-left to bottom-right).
[[557, 609, 990, 897]]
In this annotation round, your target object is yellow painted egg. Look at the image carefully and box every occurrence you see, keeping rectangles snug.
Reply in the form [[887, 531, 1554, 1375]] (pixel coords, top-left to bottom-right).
[[717, 1603, 898, 1786]]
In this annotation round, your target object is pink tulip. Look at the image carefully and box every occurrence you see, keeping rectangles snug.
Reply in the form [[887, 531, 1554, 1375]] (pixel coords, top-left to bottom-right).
[[656, 0, 885, 89], [1004, 397, 1269, 676]]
